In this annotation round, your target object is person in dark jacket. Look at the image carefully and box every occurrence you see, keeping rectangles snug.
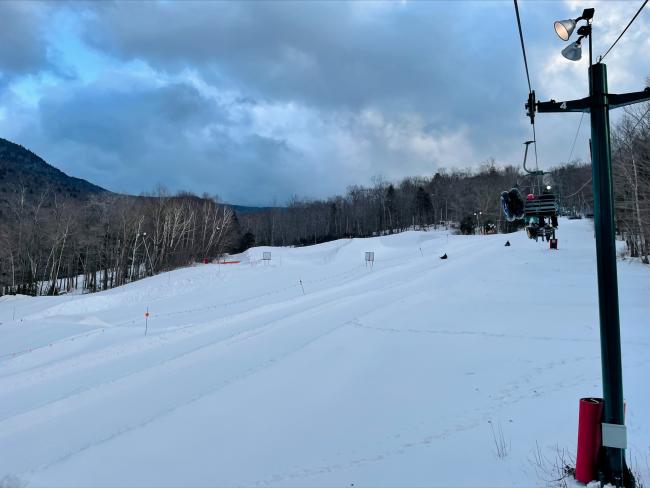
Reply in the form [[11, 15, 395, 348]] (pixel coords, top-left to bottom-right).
[[501, 188, 525, 221]]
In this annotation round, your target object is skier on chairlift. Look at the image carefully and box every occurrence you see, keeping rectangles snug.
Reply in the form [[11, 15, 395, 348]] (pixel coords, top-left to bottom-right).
[[501, 187, 525, 222]]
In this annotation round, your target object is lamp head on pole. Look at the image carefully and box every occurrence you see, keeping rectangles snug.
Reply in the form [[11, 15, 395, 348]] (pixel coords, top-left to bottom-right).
[[554, 19, 576, 41], [553, 7, 594, 62], [561, 38, 583, 61]]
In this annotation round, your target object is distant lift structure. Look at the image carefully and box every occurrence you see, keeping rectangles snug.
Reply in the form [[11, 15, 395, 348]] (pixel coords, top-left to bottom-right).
[[501, 141, 559, 247]]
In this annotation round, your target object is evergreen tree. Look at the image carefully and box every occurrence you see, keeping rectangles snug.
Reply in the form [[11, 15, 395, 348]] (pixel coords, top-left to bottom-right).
[[414, 187, 433, 228], [239, 232, 256, 252], [460, 215, 476, 235]]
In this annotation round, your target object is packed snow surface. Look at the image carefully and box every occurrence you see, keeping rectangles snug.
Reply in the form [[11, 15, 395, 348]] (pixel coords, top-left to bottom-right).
[[1, 219, 649, 487]]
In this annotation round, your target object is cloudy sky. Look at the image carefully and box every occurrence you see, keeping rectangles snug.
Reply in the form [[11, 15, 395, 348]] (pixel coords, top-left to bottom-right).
[[0, 1, 648, 205]]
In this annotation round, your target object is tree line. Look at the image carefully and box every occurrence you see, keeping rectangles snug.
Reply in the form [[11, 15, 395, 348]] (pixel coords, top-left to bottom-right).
[[2, 104, 646, 297], [612, 102, 650, 263], [235, 102, 648, 262], [0, 188, 239, 296], [238, 160, 595, 248]]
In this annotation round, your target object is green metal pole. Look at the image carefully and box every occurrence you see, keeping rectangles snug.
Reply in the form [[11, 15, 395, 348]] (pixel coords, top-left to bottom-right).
[[589, 62, 626, 484]]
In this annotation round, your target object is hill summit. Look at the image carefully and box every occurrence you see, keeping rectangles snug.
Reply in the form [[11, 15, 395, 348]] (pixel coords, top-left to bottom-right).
[[0, 137, 107, 203]]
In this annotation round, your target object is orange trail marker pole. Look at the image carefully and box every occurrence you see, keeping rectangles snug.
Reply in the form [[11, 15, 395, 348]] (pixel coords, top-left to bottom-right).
[[145, 307, 149, 336]]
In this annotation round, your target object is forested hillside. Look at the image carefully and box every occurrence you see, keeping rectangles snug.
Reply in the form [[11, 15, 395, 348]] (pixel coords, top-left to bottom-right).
[[0, 138, 106, 204], [3, 99, 649, 298], [236, 104, 649, 263], [237, 162, 593, 247], [612, 103, 650, 262], [0, 188, 238, 296], [0, 140, 238, 295]]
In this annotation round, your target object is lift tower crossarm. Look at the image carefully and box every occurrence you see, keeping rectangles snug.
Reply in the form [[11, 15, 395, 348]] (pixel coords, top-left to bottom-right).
[[608, 87, 650, 110], [534, 87, 650, 115], [536, 96, 591, 113]]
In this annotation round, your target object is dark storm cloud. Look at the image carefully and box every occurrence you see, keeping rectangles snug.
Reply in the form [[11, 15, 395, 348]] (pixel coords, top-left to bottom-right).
[[81, 2, 525, 118], [31, 76, 306, 204], [6, 1, 642, 204], [40, 81, 218, 153], [70, 0, 544, 191], [0, 2, 55, 80]]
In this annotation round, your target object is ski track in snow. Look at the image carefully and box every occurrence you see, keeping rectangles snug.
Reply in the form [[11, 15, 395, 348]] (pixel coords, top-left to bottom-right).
[[349, 319, 650, 346], [1, 237, 490, 475], [1, 219, 649, 487]]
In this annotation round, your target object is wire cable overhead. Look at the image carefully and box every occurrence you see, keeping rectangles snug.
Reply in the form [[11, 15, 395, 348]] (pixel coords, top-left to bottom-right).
[[600, 0, 648, 62], [513, 0, 533, 93], [567, 112, 585, 164], [514, 0, 541, 185]]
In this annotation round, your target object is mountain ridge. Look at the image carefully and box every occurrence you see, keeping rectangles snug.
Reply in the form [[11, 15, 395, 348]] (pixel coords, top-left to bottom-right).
[[0, 137, 108, 203], [0, 137, 275, 212]]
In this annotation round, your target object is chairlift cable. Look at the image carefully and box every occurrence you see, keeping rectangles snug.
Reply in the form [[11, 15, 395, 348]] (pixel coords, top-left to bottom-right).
[[513, 0, 533, 93], [599, 0, 648, 62], [532, 124, 542, 195], [555, 114, 589, 203], [565, 177, 593, 199], [627, 104, 650, 133], [563, 108, 642, 203], [566, 112, 585, 164], [514, 0, 543, 192], [563, 104, 646, 204]]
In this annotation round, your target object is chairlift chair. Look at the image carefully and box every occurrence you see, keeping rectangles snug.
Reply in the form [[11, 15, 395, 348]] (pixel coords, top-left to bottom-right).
[[524, 192, 558, 242], [500, 141, 559, 246]]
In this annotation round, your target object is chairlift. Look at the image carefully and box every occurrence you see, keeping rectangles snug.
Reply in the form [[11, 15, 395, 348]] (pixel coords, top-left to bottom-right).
[[500, 141, 559, 245], [521, 140, 543, 177]]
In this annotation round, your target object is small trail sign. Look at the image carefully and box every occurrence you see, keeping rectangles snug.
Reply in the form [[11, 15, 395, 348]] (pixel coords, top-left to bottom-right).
[[365, 251, 374, 268], [263, 251, 272, 261]]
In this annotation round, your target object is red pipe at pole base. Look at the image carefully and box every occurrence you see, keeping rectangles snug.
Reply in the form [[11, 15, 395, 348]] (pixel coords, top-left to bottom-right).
[[575, 397, 604, 484]]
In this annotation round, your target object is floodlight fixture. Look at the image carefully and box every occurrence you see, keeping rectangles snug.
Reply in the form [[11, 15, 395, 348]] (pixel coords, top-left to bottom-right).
[[554, 8, 595, 46], [554, 19, 577, 41], [561, 38, 583, 61]]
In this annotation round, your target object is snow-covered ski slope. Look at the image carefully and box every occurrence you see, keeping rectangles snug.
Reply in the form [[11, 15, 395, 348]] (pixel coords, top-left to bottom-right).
[[1, 218, 649, 487]]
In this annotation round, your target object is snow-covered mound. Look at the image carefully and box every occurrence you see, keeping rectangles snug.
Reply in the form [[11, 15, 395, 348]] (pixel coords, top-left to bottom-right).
[[1, 219, 649, 487]]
